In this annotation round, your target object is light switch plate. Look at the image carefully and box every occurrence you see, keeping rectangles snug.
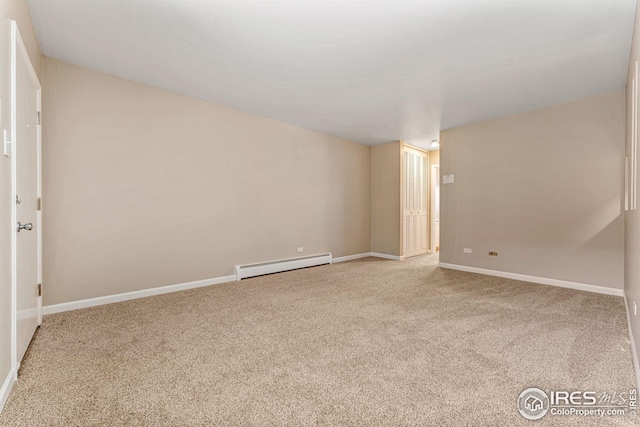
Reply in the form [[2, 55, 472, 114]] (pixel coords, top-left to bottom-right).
[[442, 174, 454, 184], [3, 129, 10, 157]]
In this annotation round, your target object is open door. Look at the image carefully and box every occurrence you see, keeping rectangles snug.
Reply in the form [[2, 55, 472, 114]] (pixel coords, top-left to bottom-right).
[[11, 20, 42, 371], [402, 146, 428, 258]]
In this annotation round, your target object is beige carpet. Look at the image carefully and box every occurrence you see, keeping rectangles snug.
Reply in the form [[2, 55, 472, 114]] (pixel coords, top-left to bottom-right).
[[0, 255, 637, 426]]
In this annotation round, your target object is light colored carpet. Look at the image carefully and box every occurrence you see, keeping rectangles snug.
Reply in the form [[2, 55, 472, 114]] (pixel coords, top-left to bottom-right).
[[0, 255, 637, 426]]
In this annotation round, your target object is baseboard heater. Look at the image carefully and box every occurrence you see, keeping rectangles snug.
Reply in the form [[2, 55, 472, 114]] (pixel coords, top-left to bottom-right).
[[235, 253, 333, 281]]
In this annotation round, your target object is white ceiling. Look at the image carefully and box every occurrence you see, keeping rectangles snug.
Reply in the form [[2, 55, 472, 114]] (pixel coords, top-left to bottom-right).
[[27, 0, 636, 149]]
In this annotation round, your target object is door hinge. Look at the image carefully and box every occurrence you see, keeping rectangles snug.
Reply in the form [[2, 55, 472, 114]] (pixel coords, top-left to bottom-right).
[[37, 197, 42, 211], [37, 283, 42, 297], [36, 111, 41, 125]]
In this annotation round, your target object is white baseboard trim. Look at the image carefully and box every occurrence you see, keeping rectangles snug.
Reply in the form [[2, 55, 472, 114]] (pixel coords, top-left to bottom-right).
[[333, 252, 405, 262], [370, 252, 404, 261], [43, 252, 410, 316], [0, 368, 16, 416], [236, 253, 332, 281], [332, 253, 372, 263], [43, 275, 237, 315], [624, 294, 640, 393], [438, 263, 624, 297]]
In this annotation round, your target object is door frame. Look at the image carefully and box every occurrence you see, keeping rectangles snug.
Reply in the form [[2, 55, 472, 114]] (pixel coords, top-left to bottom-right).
[[430, 163, 440, 254], [10, 20, 42, 379]]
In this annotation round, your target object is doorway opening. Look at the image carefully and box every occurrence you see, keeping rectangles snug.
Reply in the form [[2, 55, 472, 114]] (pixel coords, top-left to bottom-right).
[[401, 145, 439, 260], [402, 145, 429, 258]]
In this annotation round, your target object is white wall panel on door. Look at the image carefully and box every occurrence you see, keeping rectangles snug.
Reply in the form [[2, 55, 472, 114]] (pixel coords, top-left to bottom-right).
[[403, 147, 428, 258]]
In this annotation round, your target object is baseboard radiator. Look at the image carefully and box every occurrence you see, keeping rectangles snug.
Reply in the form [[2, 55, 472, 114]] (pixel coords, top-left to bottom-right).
[[235, 253, 333, 281]]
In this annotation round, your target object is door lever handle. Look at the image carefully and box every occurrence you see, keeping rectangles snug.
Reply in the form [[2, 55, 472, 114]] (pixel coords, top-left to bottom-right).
[[17, 222, 32, 232]]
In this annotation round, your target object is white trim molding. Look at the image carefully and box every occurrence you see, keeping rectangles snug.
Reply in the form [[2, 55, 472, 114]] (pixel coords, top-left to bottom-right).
[[371, 252, 404, 261], [624, 294, 640, 393], [334, 252, 404, 262], [438, 263, 623, 297], [236, 253, 332, 281], [43, 252, 407, 316], [0, 368, 16, 416], [43, 275, 236, 315], [9, 19, 18, 394], [332, 253, 371, 263]]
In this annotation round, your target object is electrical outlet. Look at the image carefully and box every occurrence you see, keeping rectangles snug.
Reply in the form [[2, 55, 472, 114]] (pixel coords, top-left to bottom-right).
[[463, 248, 472, 253], [297, 247, 304, 253], [489, 251, 498, 256]]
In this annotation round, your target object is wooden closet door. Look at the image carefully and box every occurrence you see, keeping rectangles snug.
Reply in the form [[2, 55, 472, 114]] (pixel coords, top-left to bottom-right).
[[403, 147, 428, 257]]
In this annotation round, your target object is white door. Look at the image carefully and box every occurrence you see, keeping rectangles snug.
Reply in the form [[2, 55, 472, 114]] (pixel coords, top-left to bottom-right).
[[403, 147, 428, 257], [12, 21, 42, 366]]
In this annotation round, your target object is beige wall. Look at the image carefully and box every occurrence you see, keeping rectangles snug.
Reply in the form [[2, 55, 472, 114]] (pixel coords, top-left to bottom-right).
[[0, 0, 41, 398], [429, 150, 439, 165], [370, 141, 401, 256], [440, 91, 625, 289], [625, 0, 640, 386], [42, 58, 371, 306]]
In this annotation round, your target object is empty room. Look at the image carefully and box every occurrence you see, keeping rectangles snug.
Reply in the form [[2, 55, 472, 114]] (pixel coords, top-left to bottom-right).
[[2, 0, 640, 425]]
